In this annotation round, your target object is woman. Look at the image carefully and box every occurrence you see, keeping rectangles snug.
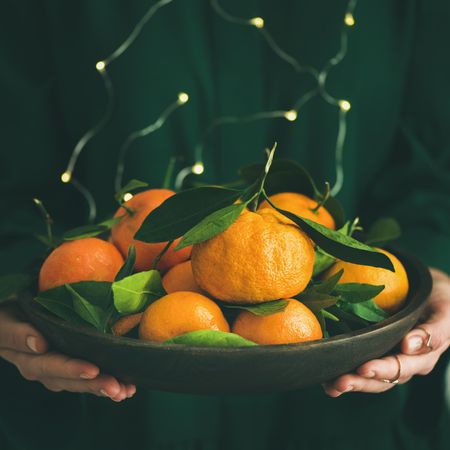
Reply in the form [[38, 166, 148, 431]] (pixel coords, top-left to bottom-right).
[[0, 1, 449, 449]]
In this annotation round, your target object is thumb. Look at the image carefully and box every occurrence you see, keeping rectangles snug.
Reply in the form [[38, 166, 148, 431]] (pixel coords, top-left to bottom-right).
[[0, 307, 48, 354]]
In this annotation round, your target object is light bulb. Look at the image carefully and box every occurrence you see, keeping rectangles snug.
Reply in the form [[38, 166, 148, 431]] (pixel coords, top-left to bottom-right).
[[61, 171, 72, 183], [192, 162, 204, 175], [123, 192, 133, 202], [284, 110, 298, 121], [249, 17, 264, 29], [344, 13, 355, 27], [95, 61, 106, 71], [177, 92, 189, 104], [338, 100, 351, 112]]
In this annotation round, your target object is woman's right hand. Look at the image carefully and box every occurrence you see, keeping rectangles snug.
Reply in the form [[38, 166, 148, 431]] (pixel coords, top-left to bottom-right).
[[0, 306, 136, 401]]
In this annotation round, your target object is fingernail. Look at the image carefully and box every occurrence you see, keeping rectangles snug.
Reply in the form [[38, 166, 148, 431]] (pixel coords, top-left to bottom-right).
[[408, 335, 423, 352], [99, 389, 109, 397], [80, 373, 96, 380], [26, 336, 39, 353]]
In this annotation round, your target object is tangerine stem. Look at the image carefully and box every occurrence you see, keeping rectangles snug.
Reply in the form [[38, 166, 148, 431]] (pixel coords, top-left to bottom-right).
[[311, 182, 330, 214], [33, 198, 55, 248], [151, 240, 173, 270]]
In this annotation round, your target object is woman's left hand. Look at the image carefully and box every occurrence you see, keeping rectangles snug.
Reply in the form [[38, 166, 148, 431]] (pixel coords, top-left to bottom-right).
[[323, 268, 450, 397]]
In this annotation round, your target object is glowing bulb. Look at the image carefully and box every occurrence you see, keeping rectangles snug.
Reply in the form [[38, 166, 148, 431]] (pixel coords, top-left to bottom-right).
[[192, 162, 204, 175], [249, 17, 264, 28], [61, 171, 72, 183], [284, 110, 298, 122], [95, 61, 106, 71], [344, 13, 355, 26], [177, 92, 189, 104], [123, 192, 133, 202], [338, 100, 351, 112]]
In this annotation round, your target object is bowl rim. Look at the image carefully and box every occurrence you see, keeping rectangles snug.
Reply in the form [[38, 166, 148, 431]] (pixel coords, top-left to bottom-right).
[[20, 247, 432, 354]]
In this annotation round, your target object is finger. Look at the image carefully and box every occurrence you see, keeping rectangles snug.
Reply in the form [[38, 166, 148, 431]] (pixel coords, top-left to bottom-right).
[[0, 308, 48, 354], [402, 321, 449, 356], [40, 374, 125, 398], [357, 352, 439, 381], [111, 382, 129, 402], [0, 349, 99, 381], [125, 384, 137, 398], [323, 373, 395, 396]]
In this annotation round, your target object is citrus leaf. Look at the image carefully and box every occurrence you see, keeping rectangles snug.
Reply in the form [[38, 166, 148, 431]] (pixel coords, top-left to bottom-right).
[[112, 270, 165, 315], [314, 269, 344, 294], [365, 217, 401, 246], [322, 196, 346, 229], [313, 248, 335, 276], [164, 330, 257, 347], [115, 245, 136, 281], [338, 299, 389, 322], [63, 217, 120, 241], [135, 187, 242, 243], [301, 295, 339, 313], [63, 224, 109, 240], [265, 199, 394, 271], [0, 273, 32, 304], [115, 179, 149, 202], [66, 284, 108, 332], [328, 305, 369, 327], [176, 203, 247, 250], [334, 283, 385, 303], [35, 296, 86, 325], [223, 299, 288, 316]]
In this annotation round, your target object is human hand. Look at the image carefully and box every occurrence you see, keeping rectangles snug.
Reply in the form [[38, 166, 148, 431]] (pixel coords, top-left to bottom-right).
[[323, 267, 450, 396], [0, 306, 136, 401]]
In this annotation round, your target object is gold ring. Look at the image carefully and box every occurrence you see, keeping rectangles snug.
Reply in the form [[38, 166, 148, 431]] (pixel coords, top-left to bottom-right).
[[381, 354, 402, 385]]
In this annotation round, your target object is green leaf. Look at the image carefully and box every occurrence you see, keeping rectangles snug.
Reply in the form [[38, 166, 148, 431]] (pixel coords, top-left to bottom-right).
[[300, 294, 339, 313], [327, 305, 369, 328], [135, 187, 242, 243], [66, 284, 108, 332], [315, 310, 329, 338], [264, 198, 394, 271], [312, 248, 335, 276], [365, 217, 401, 246], [176, 203, 247, 250], [223, 299, 288, 316], [164, 330, 257, 347], [314, 269, 344, 294], [334, 283, 385, 303], [66, 281, 113, 310], [35, 297, 86, 325], [63, 224, 109, 240], [0, 273, 32, 304], [63, 217, 120, 241], [115, 245, 136, 281], [322, 196, 346, 229], [339, 299, 389, 323], [112, 270, 165, 314], [115, 179, 149, 202]]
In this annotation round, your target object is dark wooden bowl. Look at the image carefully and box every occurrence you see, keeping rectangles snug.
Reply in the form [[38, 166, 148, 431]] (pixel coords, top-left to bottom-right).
[[19, 248, 431, 395]]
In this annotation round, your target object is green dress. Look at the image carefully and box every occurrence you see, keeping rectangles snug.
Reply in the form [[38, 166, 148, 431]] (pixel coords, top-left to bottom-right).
[[0, 1, 449, 449]]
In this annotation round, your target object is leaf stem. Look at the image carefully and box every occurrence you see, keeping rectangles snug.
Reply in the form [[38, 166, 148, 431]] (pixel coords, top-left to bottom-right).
[[311, 182, 330, 214], [33, 198, 55, 248], [162, 156, 177, 189], [151, 240, 173, 269]]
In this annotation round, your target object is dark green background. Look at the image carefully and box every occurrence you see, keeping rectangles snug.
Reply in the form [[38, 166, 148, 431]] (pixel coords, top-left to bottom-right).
[[0, 1, 449, 449]]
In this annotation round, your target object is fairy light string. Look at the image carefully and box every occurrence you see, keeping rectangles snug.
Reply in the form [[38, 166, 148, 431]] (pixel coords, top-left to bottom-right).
[[115, 92, 189, 194], [178, 0, 357, 196], [60, 0, 176, 221]]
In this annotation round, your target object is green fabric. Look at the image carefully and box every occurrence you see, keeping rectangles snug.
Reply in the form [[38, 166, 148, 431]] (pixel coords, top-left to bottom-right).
[[0, 1, 449, 449]]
